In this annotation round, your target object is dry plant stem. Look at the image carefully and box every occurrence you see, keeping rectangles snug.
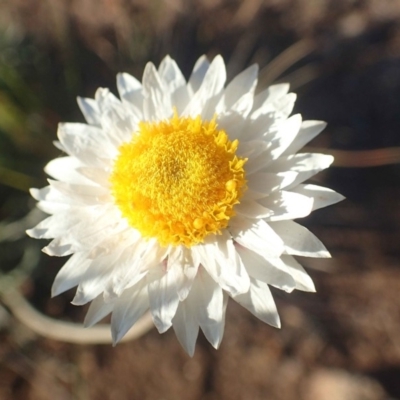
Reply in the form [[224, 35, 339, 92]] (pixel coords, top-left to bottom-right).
[[258, 39, 316, 88], [306, 147, 400, 167], [1, 287, 154, 344], [0, 166, 39, 192], [280, 64, 320, 91]]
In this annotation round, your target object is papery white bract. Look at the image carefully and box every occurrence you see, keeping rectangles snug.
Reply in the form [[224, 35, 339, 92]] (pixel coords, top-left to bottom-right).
[[27, 55, 343, 355]]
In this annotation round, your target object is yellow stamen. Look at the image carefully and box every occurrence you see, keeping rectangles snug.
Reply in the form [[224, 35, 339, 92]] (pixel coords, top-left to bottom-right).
[[110, 113, 247, 247]]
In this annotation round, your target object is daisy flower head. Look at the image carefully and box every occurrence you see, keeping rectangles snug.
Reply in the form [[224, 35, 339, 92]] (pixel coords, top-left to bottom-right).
[[28, 55, 343, 355]]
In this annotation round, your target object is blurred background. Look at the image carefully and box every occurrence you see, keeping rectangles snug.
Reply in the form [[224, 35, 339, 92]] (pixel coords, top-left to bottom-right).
[[1, 0, 400, 399]]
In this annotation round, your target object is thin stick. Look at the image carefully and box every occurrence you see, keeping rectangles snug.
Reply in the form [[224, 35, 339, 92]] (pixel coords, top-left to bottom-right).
[[1, 287, 154, 344], [306, 147, 400, 167], [258, 39, 316, 88], [0, 166, 39, 192]]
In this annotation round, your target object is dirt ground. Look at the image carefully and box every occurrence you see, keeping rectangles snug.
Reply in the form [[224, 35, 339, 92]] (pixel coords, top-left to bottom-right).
[[1, 1, 400, 399]]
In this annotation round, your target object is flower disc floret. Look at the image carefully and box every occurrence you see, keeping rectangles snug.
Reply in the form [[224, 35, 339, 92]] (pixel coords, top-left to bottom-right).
[[110, 114, 247, 247]]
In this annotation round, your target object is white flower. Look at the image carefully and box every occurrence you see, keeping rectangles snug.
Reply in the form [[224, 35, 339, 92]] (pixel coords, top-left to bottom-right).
[[27, 55, 343, 355]]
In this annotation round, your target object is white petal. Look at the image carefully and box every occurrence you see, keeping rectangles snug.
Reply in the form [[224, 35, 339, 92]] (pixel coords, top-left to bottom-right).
[[291, 184, 345, 211], [57, 122, 115, 166], [191, 243, 219, 281], [30, 185, 74, 205], [188, 55, 210, 94], [175, 248, 198, 301], [267, 114, 302, 161], [76, 166, 110, 187], [95, 88, 139, 145], [183, 55, 226, 118], [158, 55, 190, 113], [190, 244, 204, 270], [243, 151, 273, 175], [71, 274, 110, 306], [77, 97, 101, 127], [35, 200, 69, 214], [213, 231, 251, 296], [48, 180, 111, 205], [42, 238, 73, 257], [268, 153, 334, 189], [260, 191, 314, 221], [236, 245, 296, 292], [179, 264, 198, 301], [88, 228, 140, 259], [27, 209, 91, 239], [233, 277, 281, 328], [273, 92, 296, 119], [51, 252, 91, 297], [117, 72, 141, 93], [242, 112, 277, 142], [102, 244, 149, 302], [26, 209, 70, 238], [95, 87, 124, 122], [244, 112, 301, 154], [105, 239, 168, 300], [53, 140, 66, 152], [84, 294, 114, 327], [247, 171, 298, 195], [195, 234, 250, 296], [239, 140, 285, 176], [172, 299, 199, 357], [147, 261, 182, 333], [221, 64, 258, 114], [268, 153, 333, 173], [116, 72, 143, 117], [72, 277, 108, 306], [235, 199, 272, 219], [251, 90, 296, 120], [193, 269, 226, 349], [177, 267, 227, 350], [71, 250, 124, 305], [142, 62, 172, 121], [269, 220, 330, 258], [237, 139, 271, 158], [281, 255, 316, 292], [251, 83, 290, 115], [43, 221, 120, 256], [158, 55, 186, 89], [216, 110, 247, 141], [284, 120, 327, 155], [56, 221, 126, 255], [230, 216, 284, 258], [44, 157, 93, 185], [111, 279, 149, 344]]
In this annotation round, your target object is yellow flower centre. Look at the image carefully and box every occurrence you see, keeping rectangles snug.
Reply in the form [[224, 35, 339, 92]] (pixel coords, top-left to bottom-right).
[[110, 114, 247, 247]]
